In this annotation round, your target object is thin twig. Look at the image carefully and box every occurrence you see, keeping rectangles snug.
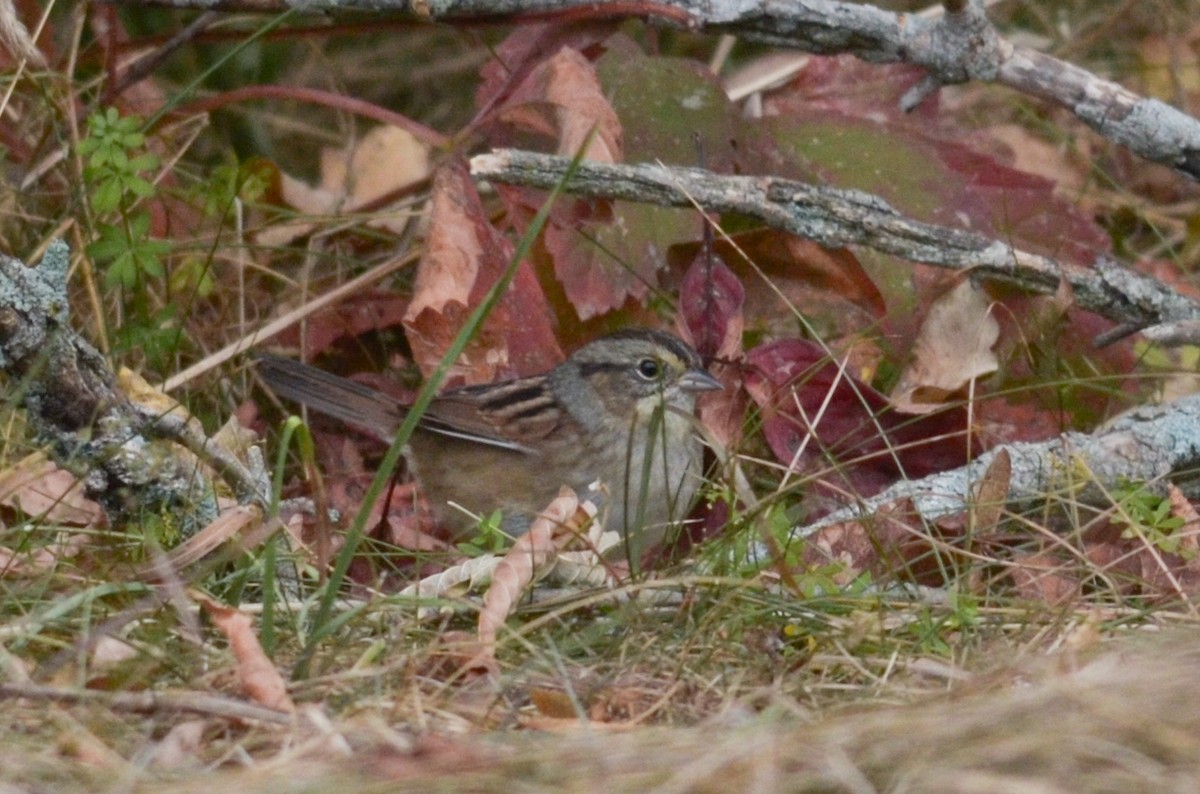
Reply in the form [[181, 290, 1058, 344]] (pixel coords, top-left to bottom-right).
[[0, 683, 294, 725], [106, 0, 1200, 180], [471, 150, 1200, 337]]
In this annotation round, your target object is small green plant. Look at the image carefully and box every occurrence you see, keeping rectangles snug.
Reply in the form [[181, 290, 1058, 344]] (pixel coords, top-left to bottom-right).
[[1112, 481, 1194, 559], [79, 108, 170, 291], [456, 510, 510, 557], [79, 107, 177, 364]]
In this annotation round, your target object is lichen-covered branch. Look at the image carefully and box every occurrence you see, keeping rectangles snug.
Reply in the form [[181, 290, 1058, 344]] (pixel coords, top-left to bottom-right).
[[791, 393, 1200, 543], [107, 0, 1200, 180], [0, 241, 268, 526], [471, 150, 1200, 336]]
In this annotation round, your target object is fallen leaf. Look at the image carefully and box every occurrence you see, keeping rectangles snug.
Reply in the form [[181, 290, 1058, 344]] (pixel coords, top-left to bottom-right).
[[477, 488, 581, 654], [677, 247, 744, 362], [148, 720, 207, 770], [970, 447, 1012, 534], [199, 596, 294, 713], [744, 338, 971, 502], [91, 636, 138, 670], [890, 279, 1000, 414], [274, 291, 410, 359], [258, 125, 429, 245], [0, 453, 105, 527], [512, 46, 622, 162], [1008, 550, 1081, 605], [670, 231, 887, 333], [404, 161, 561, 383]]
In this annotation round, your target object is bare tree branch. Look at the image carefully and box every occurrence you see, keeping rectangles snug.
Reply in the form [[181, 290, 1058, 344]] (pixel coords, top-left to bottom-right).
[[791, 393, 1200, 543], [0, 241, 269, 525], [107, 0, 1200, 180], [471, 149, 1200, 338]]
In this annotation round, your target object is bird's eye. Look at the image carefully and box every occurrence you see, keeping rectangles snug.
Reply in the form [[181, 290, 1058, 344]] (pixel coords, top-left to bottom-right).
[[636, 358, 661, 380]]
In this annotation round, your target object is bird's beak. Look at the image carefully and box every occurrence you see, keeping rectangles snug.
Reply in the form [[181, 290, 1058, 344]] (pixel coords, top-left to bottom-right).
[[680, 368, 723, 393]]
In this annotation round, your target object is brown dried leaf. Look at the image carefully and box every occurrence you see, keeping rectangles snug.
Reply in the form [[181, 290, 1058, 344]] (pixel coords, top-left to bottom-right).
[[477, 488, 580, 653], [90, 636, 138, 670], [485, 40, 622, 162], [259, 125, 429, 245], [199, 596, 294, 713], [275, 291, 410, 359], [0, 533, 87, 576], [970, 448, 1012, 534], [677, 249, 744, 362], [669, 232, 886, 345], [420, 630, 498, 680], [406, 165, 483, 320], [0, 453, 105, 527], [543, 47, 622, 161], [476, 23, 619, 129], [801, 499, 933, 584], [404, 161, 561, 383], [529, 687, 580, 719], [890, 279, 1000, 414], [1008, 551, 1081, 606], [988, 124, 1087, 197]]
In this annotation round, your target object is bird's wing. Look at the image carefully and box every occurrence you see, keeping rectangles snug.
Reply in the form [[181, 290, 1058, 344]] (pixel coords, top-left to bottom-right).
[[421, 375, 562, 453]]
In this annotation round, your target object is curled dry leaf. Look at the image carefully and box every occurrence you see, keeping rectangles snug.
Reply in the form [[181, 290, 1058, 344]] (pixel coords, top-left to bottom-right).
[[890, 279, 1000, 414], [198, 595, 294, 713], [477, 487, 582, 653], [396, 494, 608, 620], [398, 555, 505, 619]]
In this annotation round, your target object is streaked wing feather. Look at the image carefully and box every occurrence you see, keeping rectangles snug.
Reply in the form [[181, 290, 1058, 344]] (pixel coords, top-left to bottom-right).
[[422, 376, 561, 453], [259, 356, 561, 454]]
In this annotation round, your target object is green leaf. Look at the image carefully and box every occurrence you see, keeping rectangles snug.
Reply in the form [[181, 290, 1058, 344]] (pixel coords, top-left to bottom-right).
[[105, 252, 139, 290], [90, 179, 123, 214], [129, 153, 160, 173], [128, 211, 152, 238], [127, 176, 155, 198]]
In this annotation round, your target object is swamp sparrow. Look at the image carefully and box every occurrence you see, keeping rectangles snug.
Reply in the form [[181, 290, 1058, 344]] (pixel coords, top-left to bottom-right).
[[257, 328, 721, 553]]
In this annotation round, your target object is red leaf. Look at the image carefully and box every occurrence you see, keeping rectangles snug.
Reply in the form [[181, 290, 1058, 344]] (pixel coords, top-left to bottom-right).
[[475, 23, 618, 132], [403, 160, 561, 384], [678, 247, 744, 361], [275, 291, 409, 359], [667, 231, 886, 349], [745, 338, 971, 497]]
